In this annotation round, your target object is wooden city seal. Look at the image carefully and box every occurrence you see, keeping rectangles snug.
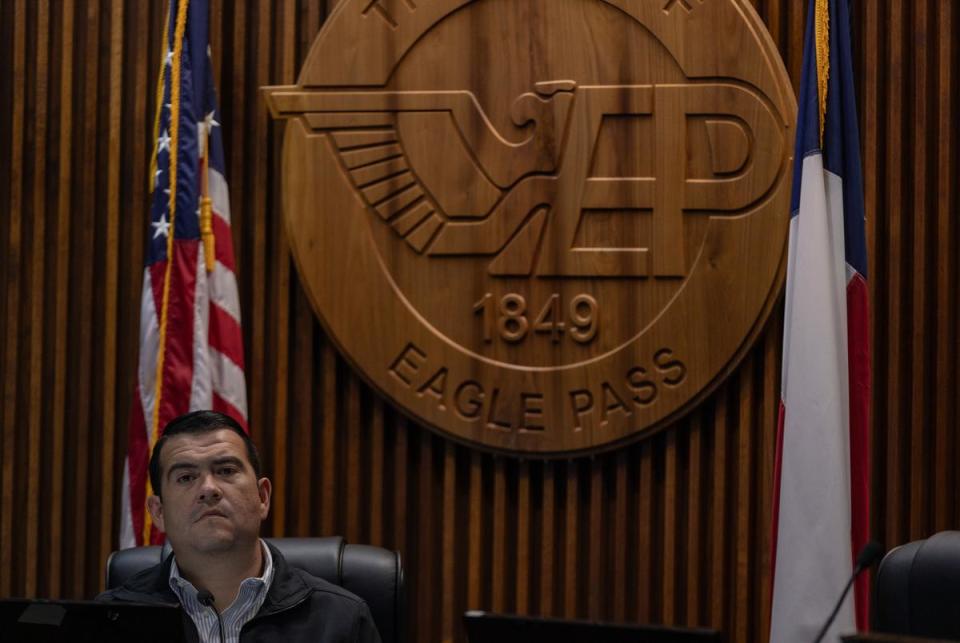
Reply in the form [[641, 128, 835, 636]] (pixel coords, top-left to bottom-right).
[[265, 0, 795, 455]]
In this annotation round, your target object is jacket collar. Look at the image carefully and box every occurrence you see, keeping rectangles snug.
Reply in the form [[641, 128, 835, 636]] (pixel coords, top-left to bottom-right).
[[108, 548, 180, 604], [110, 541, 313, 616], [255, 541, 312, 616]]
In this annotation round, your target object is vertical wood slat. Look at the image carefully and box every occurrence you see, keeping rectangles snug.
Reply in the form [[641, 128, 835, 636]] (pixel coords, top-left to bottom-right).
[[319, 341, 337, 535], [26, 0, 50, 599], [368, 397, 384, 544], [538, 460, 555, 616], [466, 450, 482, 613], [908, 0, 929, 540], [612, 452, 628, 620], [735, 363, 755, 642], [587, 459, 603, 619], [391, 415, 408, 556], [932, 0, 955, 532], [1, 0, 26, 599], [685, 411, 704, 625], [69, 0, 100, 597], [636, 444, 654, 623], [883, 0, 906, 549], [268, 0, 291, 540], [0, 5, 958, 643], [758, 322, 780, 640], [515, 460, 531, 615], [491, 457, 507, 613], [562, 462, 578, 617], [709, 393, 729, 632], [344, 375, 362, 542], [47, 0, 75, 600], [661, 430, 678, 625], [860, 0, 883, 547], [290, 289, 314, 536], [99, 0, 124, 579], [440, 441, 456, 643]]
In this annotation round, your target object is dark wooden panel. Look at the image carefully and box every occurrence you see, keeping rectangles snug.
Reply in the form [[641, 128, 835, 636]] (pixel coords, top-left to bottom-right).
[[0, 2, 958, 642]]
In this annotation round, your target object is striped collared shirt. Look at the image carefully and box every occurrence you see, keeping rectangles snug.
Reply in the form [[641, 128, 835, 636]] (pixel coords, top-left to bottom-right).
[[168, 540, 275, 643]]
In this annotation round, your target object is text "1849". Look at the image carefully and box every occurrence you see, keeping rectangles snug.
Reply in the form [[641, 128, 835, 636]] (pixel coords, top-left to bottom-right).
[[473, 293, 599, 344]]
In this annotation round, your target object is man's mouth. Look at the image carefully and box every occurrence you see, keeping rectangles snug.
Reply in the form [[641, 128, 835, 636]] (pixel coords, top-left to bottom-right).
[[197, 510, 228, 521]]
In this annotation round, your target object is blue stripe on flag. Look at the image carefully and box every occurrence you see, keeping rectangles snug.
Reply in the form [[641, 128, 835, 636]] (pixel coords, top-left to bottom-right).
[[790, 0, 867, 279], [824, 0, 868, 279]]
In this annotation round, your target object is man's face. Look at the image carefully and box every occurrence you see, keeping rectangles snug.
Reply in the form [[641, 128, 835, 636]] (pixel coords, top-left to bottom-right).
[[146, 429, 271, 556]]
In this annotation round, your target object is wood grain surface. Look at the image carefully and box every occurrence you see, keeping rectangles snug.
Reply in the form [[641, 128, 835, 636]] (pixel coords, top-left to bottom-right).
[[0, 2, 957, 642], [264, 0, 796, 456]]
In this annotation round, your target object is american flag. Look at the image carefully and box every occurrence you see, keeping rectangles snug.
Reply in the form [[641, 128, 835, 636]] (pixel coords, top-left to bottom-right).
[[120, 0, 247, 548], [770, 0, 870, 639]]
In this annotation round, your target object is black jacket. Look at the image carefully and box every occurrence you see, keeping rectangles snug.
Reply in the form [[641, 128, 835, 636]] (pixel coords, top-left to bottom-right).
[[96, 542, 381, 643]]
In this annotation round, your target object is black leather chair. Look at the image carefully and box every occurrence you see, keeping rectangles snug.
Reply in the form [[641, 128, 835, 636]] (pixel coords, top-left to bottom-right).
[[875, 530, 960, 639], [106, 537, 405, 643]]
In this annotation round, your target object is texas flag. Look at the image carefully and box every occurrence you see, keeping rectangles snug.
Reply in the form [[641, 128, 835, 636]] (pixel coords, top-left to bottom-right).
[[770, 0, 870, 641]]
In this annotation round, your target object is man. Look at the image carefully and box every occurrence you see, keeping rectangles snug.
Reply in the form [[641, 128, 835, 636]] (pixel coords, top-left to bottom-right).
[[98, 410, 381, 643]]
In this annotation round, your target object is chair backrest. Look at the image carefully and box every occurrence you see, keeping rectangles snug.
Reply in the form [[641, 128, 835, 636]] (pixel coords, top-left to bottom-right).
[[875, 530, 960, 639], [106, 537, 405, 643]]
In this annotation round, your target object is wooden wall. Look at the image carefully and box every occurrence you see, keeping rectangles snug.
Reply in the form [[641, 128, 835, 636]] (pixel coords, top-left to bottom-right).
[[0, 1, 957, 641]]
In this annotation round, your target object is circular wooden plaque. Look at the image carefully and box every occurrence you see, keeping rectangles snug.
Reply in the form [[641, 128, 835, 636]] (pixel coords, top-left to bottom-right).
[[265, 0, 795, 455]]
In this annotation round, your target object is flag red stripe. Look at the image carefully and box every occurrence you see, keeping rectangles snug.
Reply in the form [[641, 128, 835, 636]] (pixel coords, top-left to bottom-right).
[[213, 391, 249, 433], [211, 212, 236, 272], [847, 274, 871, 630], [127, 382, 150, 543], [209, 301, 245, 369], [770, 401, 786, 609], [157, 240, 200, 430]]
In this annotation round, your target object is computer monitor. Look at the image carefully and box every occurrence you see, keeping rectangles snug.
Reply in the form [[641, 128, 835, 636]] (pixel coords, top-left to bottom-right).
[[0, 599, 186, 643], [463, 611, 723, 643]]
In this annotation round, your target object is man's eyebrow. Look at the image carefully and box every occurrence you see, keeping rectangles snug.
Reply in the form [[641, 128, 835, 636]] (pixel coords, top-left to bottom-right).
[[165, 456, 247, 479], [211, 456, 246, 468], [166, 462, 199, 478]]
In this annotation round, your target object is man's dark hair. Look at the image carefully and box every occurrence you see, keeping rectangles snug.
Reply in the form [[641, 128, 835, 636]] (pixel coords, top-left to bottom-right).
[[149, 410, 261, 498]]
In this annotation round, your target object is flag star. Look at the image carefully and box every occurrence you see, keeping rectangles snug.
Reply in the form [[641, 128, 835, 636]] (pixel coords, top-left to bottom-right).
[[165, 49, 174, 66], [154, 167, 163, 188], [157, 129, 171, 153], [207, 44, 212, 58], [204, 111, 220, 132], [152, 213, 171, 239]]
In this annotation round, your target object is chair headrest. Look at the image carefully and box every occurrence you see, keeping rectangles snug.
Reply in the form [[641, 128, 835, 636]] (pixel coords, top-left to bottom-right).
[[876, 530, 960, 638]]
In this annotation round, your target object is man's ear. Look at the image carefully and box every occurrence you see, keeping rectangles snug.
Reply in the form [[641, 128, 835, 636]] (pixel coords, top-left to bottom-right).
[[257, 478, 271, 520], [146, 495, 165, 532]]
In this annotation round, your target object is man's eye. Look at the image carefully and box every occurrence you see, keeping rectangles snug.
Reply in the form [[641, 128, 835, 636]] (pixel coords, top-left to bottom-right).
[[177, 473, 195, 483], [218, 466, 238, 476]]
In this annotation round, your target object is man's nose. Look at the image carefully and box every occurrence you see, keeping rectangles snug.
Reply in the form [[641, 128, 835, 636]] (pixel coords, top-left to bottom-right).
[[197, 473, 223, 502]]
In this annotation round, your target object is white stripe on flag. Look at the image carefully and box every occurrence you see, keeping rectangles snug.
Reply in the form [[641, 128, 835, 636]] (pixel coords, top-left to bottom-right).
[[210, 167, 232, 223], [119, 458, 135, 549], [190, 244, 213, 411], [137, 269, 159, 442], [210, 345, 248, 418], [771, 153, 854, 642], [210, 260, 242, 325]]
